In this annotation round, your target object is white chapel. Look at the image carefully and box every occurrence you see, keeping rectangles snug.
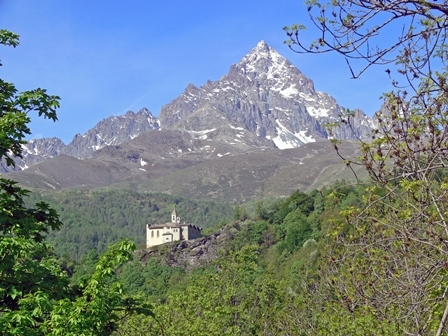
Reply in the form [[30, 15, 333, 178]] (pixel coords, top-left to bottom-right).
[[146, 206, 202, 248]]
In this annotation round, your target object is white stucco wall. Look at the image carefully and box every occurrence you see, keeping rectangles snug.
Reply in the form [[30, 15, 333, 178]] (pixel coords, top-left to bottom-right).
[[146, 224, 202, 248]]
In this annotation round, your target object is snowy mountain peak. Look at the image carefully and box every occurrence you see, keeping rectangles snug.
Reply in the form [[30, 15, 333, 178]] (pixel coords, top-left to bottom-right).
[[245, 40, 279, 59], [239, 40, 291, 74], [231, 41, 318, 101], [159, 40, 373, 150], [252, 40, 270, 53]]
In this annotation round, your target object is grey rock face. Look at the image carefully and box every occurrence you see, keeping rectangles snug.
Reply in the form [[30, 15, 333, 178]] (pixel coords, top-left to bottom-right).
[[62, 108, 160, 159], [159, 40, 373, 149]]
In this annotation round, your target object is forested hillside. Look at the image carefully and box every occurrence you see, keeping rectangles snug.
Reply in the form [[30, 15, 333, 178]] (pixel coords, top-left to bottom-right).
[[25, 172, 447, 334], [98, 176, 446, 335], [29, 173, 447, 334], [90, 181, 372, 334], [25, 190, 233, 259], [22, 181, 366, 334]]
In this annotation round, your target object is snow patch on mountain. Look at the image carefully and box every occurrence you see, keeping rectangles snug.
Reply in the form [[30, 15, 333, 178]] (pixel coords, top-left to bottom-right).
[[307, 106, 330, 118], [217, 152, 230, 157], [188, 128, 217, 134], [296, 130, 316, 143], [229, 125, 244, 130], [271, 121, 302, 149]]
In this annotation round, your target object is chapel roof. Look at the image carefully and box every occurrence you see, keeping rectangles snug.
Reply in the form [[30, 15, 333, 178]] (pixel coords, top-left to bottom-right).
[[147, 222, 201, 230]]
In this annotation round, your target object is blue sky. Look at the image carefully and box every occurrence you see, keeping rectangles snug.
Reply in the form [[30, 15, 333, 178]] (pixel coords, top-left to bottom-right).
[[0, 0, 390, 143]]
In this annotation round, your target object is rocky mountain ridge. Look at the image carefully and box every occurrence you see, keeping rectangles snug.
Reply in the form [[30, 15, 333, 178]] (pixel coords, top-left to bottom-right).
[[1, 108, 160, 173], [63, 108, 160, 159]]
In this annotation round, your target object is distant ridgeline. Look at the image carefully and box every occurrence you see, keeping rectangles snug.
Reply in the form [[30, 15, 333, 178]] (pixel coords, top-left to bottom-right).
[[146, 206, 202, 248]]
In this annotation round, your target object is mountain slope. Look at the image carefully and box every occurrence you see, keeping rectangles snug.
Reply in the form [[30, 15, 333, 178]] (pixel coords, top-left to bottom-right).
[[136, 140, 364, 201], [8, 136, 363, 202]]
